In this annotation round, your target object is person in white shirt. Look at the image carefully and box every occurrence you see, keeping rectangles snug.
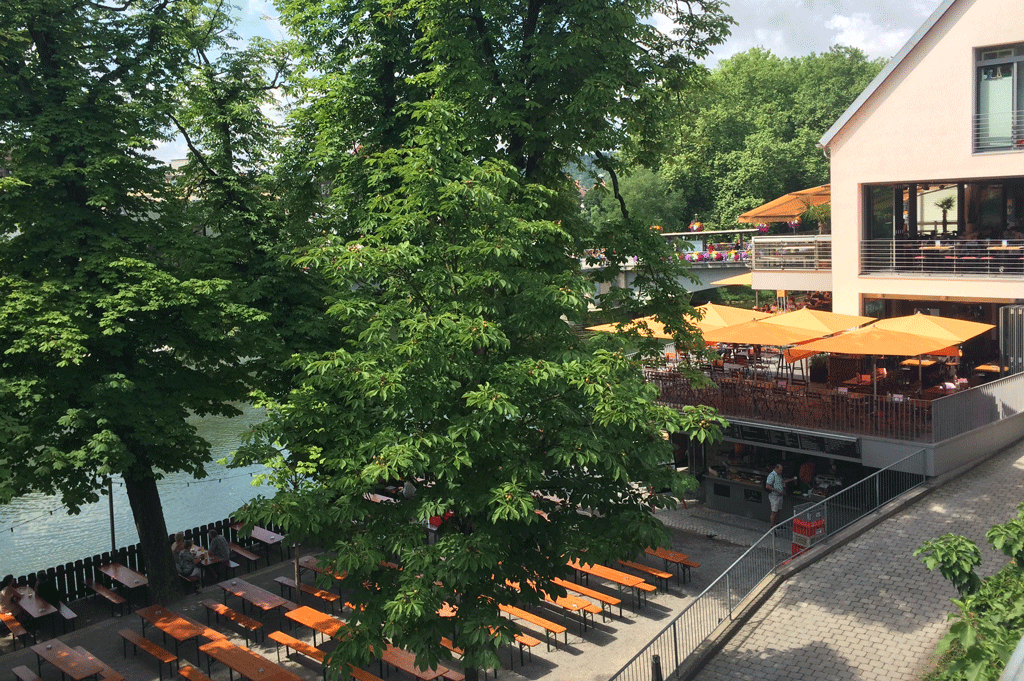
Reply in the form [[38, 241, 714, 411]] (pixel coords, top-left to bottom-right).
[[765, 463, 796, 530]]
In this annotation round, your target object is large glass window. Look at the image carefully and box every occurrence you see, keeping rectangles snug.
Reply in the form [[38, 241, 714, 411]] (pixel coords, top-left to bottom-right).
[[976, 44, 1024, 151], [866, 185, 894, 239]]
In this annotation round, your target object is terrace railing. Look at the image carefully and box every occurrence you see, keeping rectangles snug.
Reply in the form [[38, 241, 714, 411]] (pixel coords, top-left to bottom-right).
[[645, 368, 1023, 444], [750, 235, 831, 271], [861, 238, 1024, 277], [608, 448, 927, 681]]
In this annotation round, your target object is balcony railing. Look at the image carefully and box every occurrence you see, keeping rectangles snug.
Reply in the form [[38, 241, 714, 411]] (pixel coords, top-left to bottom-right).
[[644, 369, 1024, 444], [861, 238, 1024, 277], [646, 370, 933, 441], [974, 109, 1024, 152], [750, 235, 831, 271]]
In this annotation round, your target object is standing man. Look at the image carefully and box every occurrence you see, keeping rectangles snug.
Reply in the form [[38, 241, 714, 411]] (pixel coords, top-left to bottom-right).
[[766, 463, 796, 531]]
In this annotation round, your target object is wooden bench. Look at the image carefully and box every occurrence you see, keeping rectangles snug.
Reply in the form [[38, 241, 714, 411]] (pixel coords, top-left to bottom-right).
[[85, 579, 127, 615], [512, 632, 542, 665], [229, 543, 261, 572], [618, 559, 673, 591], [349, 666, 385, 681], [499, 604, 567, 651], [268, 630, 326, 678], [58, 601, 78, 632], [12, 666, 42, 681], [118, 628, 177, 681], [74, 646, 124, 681], [274, 576, 341, 614], [179, 572, 201, 593], [679, 557, 700, 583], [441, 635, 498, 679], [553, 577, 622, 620], [645, 546, 693, 584], [178, 664, 214, 681], [634, 580, 657, 607], [0, 611, 32, 649], [440, 636, 464, 657], [200, 599, 263, 644]]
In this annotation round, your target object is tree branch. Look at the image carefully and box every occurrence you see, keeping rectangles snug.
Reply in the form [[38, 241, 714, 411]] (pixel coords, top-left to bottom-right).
[[594, 152, 629, 221], [167, 112, 219, 178]]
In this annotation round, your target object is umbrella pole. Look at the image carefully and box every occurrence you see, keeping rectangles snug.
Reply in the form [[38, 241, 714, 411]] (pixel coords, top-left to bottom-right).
[[872, 356, 878, 400], [918, 355, 923, 397]]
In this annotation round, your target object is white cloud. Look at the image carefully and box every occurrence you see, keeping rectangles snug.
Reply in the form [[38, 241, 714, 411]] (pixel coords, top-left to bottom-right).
[[237, 0, 287, 42], [825, 13, 912, 59], [700, 0, 944, 64]]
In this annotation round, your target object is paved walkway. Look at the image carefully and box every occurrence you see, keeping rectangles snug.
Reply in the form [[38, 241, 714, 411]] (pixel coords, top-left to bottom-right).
[[694, 439, 1024, 681]]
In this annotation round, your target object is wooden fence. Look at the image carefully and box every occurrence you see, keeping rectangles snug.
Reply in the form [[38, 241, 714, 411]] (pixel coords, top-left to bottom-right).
[[8, 516, 285, 602]]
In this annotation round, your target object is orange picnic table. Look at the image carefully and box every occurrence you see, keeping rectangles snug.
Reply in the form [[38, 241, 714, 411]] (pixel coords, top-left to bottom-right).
[[567, 558, 653, 609], [645, 546, 692, 584], [31, 639, 103, 681], [217, 578, 287, 616], [284, 605, 345, 647], [200, 638, 303, 681]]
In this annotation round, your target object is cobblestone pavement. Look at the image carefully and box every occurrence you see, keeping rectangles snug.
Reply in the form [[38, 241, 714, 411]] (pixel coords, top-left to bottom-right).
[[694, 440, 1024, 681]]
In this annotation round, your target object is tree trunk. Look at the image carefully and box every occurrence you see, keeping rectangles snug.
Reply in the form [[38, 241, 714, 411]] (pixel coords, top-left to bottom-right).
[[123, 456, 187, 605], [464, 669, 480, 681]]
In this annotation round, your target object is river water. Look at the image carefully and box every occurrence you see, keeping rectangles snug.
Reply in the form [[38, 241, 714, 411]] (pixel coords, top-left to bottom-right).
[[0, 404, 273, 576]]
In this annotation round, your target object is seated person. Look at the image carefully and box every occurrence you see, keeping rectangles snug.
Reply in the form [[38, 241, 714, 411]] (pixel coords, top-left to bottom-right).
[[176, 540, 203, 579], [170, 531, 185, 555], [208, 529, 231, 578], [0, 574, 25, 621], [35, 571, 61, 607]]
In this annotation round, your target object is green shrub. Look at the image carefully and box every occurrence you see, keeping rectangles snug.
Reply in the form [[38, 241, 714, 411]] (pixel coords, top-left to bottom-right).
[[916, 504, 1024, 680]]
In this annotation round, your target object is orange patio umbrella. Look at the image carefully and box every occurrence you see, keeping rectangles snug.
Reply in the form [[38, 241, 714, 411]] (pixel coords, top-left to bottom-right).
[[869, 313, 994, 344], [703, 308, 873, 346], [587, 303, 769, 339], [798, 327, 965, 358], [737, 185, 830, 224], [711, 272, 753, 286]]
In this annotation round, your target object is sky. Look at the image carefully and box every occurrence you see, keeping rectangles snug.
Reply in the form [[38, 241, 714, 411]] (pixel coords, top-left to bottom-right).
[[157, 0, 946, 161]]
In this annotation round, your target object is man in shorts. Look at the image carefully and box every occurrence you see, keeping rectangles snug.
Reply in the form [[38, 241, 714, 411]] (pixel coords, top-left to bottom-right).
[[766, 463, 796, 531]]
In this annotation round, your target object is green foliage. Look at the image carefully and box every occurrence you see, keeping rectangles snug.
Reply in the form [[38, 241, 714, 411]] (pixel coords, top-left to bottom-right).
[[652, 46, 884, 229], [584, 168, 692, 232], [931, 566, 1024, 681], [0, 0, 289, 603], [915, 534, 983, 597], [232, 0, 732, 675], [917, 505, 1024, 680], [987, 502, 1024, 572]]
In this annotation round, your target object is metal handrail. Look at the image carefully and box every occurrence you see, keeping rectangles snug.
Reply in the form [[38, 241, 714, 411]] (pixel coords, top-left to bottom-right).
[[750, 235, 831, 271], [973, 109, 1024, 152], [607, 448, 928, 681], [861, 238, 1024, 276]]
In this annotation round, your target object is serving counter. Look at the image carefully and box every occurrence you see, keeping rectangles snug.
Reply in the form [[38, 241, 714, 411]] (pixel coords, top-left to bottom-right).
[[704, 470, 808, 522]]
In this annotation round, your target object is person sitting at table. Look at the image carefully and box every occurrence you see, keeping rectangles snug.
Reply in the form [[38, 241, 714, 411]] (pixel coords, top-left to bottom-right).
[[208, 529, 231, 578], [171, 531, 185, 555], [176, 539, 203, 580], [0, 574, 26, 621], [35, 571, 60, 608]]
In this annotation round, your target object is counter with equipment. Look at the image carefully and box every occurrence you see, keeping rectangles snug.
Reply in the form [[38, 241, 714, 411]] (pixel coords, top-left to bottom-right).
[[703, 465, 806, 521]]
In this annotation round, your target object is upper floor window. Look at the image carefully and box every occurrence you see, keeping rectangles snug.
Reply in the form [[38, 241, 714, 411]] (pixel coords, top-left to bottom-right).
[[975, 43, 1024, 152]]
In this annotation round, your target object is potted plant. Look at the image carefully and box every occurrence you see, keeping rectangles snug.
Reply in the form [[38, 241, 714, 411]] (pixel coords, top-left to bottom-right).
[[935, 196, 955, 234]]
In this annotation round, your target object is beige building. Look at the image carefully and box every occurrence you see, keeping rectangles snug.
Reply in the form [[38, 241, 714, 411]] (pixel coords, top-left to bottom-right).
[[672, 0, 1024, 498]]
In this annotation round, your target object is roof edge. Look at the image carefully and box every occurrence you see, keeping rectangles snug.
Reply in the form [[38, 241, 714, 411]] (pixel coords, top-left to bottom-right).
[[818, 0, 959, 149]]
